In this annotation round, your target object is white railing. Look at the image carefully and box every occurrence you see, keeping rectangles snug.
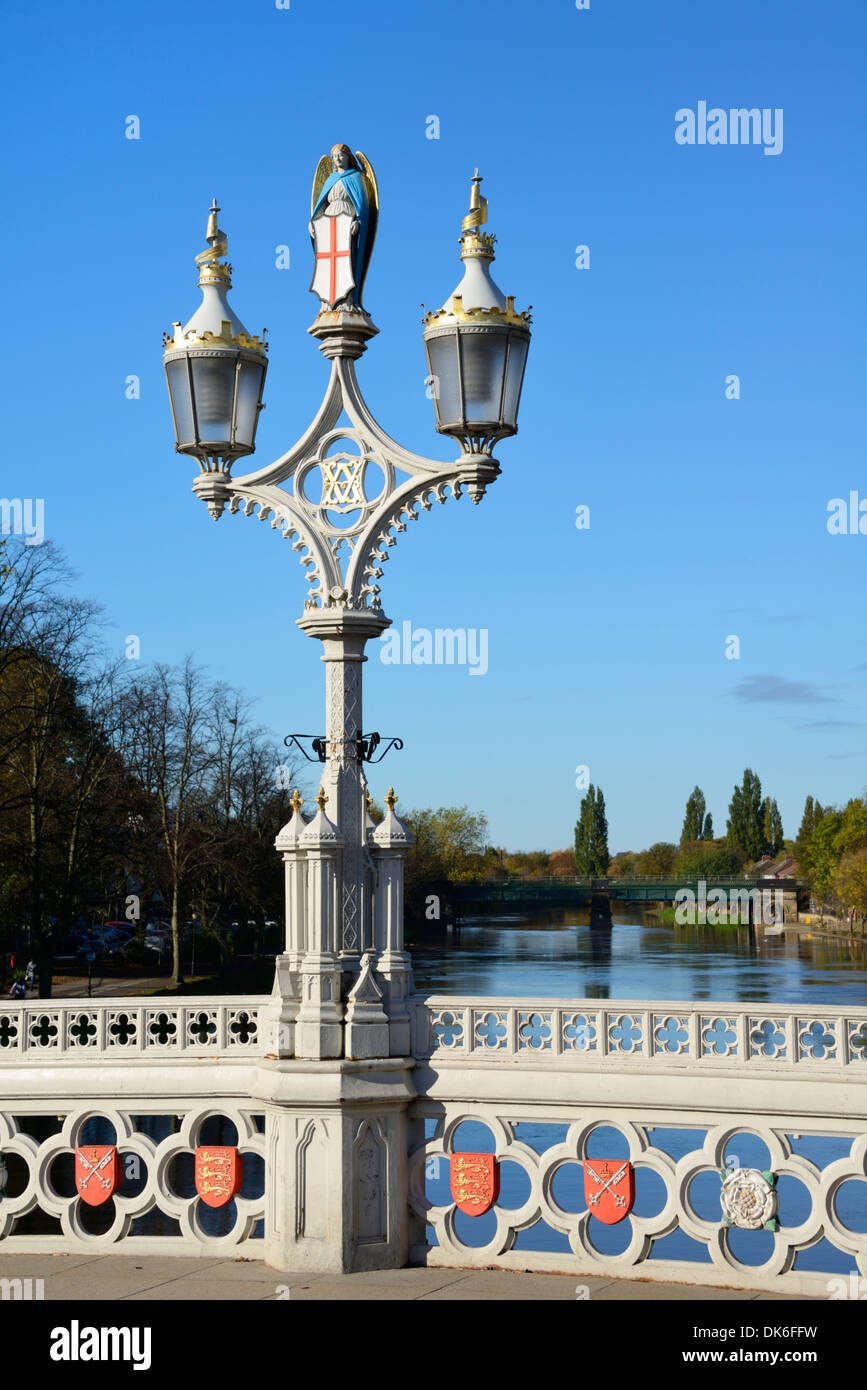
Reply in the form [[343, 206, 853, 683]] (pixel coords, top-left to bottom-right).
[[1, 990, 866, 1289], [407, 995, 867, 1294], [407, 1101, 867, 1294], [411, 995, 867, 1071], [0, 1102, 266, 1255], [0, 996, 269, 1060]]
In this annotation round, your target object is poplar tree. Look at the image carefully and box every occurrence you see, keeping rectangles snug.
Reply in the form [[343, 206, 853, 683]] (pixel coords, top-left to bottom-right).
[[795, 795, 824, 863], [726, 768, 767, 861], [762, 797, 784, 857], [681, 786, 713, 843], [574, 784, 610, 878]]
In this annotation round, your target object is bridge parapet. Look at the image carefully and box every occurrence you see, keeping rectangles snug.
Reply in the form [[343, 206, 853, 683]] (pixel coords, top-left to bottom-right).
[[0, 995, 268, 1061], [0, 991, 865, 1292], [412, 995, 867, 1072]]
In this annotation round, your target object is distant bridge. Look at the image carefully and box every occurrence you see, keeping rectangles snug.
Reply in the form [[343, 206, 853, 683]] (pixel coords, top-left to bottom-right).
[[450, 876, 808, 915]]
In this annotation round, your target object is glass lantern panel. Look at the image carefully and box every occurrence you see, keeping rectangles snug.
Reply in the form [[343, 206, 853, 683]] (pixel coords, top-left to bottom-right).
[[165, 359, 196, 448], [234, 360, 265, 449], [460, 330, 508, 428], [425, 334, 463, 432], [190, 354, 237, 446], [502, 335, 529, 431]]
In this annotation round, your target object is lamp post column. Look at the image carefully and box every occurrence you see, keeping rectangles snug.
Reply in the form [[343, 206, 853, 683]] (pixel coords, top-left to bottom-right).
[[296, 606, 390, 1003]]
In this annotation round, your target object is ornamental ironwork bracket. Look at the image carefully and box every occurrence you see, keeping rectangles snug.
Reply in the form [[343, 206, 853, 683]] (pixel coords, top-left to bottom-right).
[[285, 731, 403, 764]]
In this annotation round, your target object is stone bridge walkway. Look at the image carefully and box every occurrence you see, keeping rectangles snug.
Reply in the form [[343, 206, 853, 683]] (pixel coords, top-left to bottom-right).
[[0, 1254, 819, 1301]]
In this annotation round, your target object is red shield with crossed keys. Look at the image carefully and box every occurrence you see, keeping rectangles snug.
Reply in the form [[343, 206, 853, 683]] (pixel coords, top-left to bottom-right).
[[195, 1146, 243, 1208], [75, 1146, 120, 1207], [583, 1158, 634, 1224], [450, 1153, 499, 1217]]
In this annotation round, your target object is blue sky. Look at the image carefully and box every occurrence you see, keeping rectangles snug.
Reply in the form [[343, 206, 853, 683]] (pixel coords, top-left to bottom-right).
[[2, 0, 865, 852]]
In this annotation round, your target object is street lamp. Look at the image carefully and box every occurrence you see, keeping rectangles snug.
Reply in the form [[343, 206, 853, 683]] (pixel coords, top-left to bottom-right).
[[423, 170, 531, 457], [163, 200, 268, 474], [162, 151, 530, 1060]]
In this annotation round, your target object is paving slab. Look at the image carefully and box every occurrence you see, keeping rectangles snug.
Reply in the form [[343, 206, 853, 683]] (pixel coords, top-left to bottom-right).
[[38, 1254, 225, 1282], [299, 1265, 472, 1292], [204, 1260, 327, 1284], [0, 1253, 110, 1278], [285, 1280, 428, 1301], [37, 1276, 178, 1301], [124, 1278, 275, 1301], [751, 1291, 823, 1301], [593, 1280, 760, 1301], [423, 1268, 602, 1299]]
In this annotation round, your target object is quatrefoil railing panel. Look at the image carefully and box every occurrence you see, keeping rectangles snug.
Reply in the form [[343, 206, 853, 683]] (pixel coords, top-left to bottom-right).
[[0, 998, 269, 1058], [408, 1109, 867, 1292], [411, 997, 867, 1071], [0, 1106, 266, 1251]]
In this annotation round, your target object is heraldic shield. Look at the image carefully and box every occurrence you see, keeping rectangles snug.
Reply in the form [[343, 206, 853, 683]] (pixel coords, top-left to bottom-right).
[[450, 1153, 499, 1217], [195, 1146, 243, 1208], [75, 1146, 120, 1207], [583, 1159, 635, 1225], [310, 213, 356, 309]]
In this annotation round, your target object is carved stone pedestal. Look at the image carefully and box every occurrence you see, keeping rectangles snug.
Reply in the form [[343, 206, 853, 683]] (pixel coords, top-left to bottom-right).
[[255, 1056, 415, 1273]]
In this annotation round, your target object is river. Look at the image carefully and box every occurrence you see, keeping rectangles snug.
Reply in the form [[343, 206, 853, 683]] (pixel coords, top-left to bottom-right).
[[410, 906, 867, 1006]]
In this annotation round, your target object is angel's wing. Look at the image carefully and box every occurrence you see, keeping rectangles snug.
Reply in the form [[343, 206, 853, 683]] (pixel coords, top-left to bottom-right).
[[310, 154, 332, 216], [355, 150, 379, 306]]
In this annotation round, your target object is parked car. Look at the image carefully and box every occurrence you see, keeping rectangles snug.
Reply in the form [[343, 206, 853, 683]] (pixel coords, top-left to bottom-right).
[[104, 921, 136, 937]]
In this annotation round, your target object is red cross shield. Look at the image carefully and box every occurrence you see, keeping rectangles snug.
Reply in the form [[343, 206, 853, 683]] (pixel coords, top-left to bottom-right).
[[450, 1153, 499, 1217], [75, 1146, 120, 1207], [583, 1158, 634, 1224], [195, 1146, 243, 1208], [310, 212, 356, 308]]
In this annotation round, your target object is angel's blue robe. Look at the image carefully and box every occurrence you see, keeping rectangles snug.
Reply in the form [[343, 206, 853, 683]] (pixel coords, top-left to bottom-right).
[[311, 169, 370, 306]]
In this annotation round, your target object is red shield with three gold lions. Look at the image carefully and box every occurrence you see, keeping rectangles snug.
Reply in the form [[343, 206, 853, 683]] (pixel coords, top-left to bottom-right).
[[75, 1146, 120, 1207], [450, 1153, 499, 1217], [195, 1146, 243, 1208], [583, 1159, 634, 1224]]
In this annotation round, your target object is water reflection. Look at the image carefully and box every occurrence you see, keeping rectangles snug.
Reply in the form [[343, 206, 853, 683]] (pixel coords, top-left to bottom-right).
[[412, 908, 867, 1006]]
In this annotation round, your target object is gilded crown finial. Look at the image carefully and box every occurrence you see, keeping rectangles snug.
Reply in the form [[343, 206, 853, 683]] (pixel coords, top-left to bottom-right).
[[316, 786, 328, 811], [384, 787, 397, 811], [365, 789, 373, 813], [206, 198, 221, 244], [462, 169, 487, 237], [196, 198, 230, 287], [291, 788, 304, 815]]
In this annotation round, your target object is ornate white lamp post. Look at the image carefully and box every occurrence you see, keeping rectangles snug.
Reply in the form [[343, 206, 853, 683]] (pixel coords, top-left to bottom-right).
[[163, 147, 530, 1077]]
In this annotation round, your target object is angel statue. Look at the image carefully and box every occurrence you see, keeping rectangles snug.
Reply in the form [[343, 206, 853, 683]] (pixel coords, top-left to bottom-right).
[[309, 145, 379, 312]]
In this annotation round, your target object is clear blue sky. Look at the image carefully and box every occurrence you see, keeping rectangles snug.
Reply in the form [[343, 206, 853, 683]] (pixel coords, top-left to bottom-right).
[[3, 0, 865, 853]]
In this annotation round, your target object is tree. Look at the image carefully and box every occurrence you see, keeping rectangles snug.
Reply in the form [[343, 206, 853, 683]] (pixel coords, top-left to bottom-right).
[[794, 795, 824, 863], [833, 847, 867, 921], [400, 804, 490, 918], [673, 839, 747, 878], [636, 842, 677, 876], [126, 660, 219, 987], [574, 785, 609, 878], [607, 850, 639, 881], [762, 797, 784, 858], [836, 798, 867, 858], [726, 769, 767, 861], [681, 787, 713, 843], [803, 808, 843, 905]]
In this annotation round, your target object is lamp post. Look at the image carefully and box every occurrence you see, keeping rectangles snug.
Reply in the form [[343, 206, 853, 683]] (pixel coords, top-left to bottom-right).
[[163, 151, 530, 1066]]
